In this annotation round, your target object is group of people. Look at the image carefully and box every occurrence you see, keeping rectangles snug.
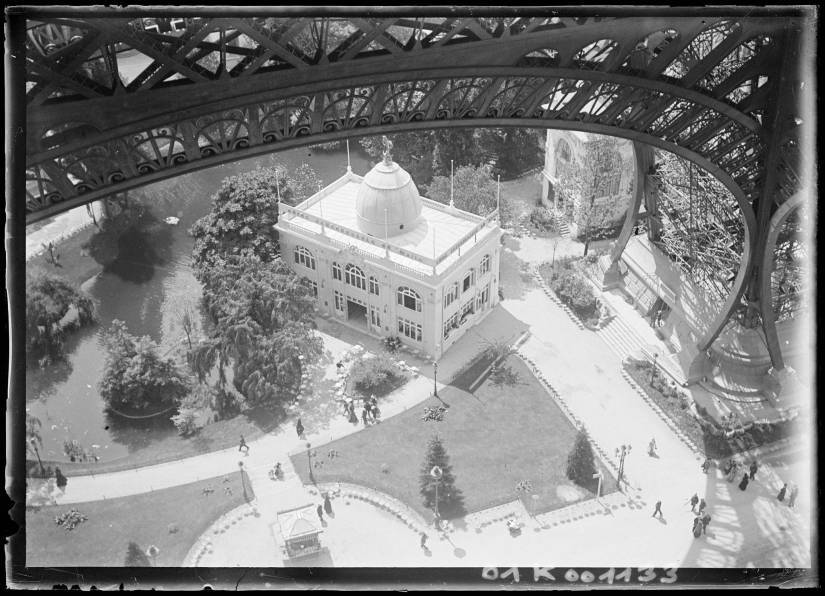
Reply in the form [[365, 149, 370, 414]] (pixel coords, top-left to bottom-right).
[[343, 394, 381, 426], [722, 458, 760, 491], [688, 493, 712, 537], [315, 492, 334, 523], [776, 482, 800, 508]]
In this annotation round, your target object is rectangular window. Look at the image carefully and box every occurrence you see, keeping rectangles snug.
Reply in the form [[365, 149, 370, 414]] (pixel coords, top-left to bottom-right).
[[460, 299, 475, 324], [370, 306, 381, 327], [480, 255, 491, 275], [478, 283, 489, 309], [463, 272, 472, 293], [397, 317, 422, 342], [369, 277, 380, 295], [443, 312, 459, 339], [443, 283, 459, 309], [308, 280, 318, 298], [332, 263, 342, 281], [333, 290, 345, 313]]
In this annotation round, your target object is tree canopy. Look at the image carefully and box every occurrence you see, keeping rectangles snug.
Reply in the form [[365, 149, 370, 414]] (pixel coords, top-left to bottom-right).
[[197, 255, 323, 407], [189, 164, 321, 275], [427, 164, 499, 216], [99, 320, 190, 413], [26, 272, 95, 366]]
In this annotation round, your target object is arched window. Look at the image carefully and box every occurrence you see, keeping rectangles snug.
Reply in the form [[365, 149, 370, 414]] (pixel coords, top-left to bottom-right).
[[332, 262, 342, 281], [397, 286, 422, 312], [293, 246, 316, 270], [480, 254, 491, 275], [345, 264, 366, 290], [369, 276, 380, 295]]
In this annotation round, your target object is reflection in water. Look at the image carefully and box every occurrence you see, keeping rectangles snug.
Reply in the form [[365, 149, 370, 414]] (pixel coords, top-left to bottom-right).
[[26, 146, 372, 462]]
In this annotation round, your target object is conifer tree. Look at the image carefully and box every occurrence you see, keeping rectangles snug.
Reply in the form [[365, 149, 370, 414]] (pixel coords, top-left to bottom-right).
[[566, 428, 597, 488], [420, 435, 466, 519], [124, 541, 152, 567]]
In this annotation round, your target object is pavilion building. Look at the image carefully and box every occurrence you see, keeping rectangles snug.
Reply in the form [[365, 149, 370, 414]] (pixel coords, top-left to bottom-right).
[[274, 152, 502, 361]]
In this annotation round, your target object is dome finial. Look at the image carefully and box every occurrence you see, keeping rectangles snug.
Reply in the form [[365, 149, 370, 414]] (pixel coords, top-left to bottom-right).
[[381, 135, 393, 165]]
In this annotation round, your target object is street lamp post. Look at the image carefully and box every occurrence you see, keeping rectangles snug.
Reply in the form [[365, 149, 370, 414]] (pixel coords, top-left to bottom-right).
[[238, 461, 248, 501], [433, 360, 439, 398], [306, 442, 315, 484], [650, 352, 659, 384], [615, 444, 631, 487]]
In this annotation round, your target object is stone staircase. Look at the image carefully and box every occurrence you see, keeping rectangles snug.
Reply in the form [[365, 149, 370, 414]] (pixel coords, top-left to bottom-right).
[[553, 211, 570, 238], [596, 315, 647, 362]]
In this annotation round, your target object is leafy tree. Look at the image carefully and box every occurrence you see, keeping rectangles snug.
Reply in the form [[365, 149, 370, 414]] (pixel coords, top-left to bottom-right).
[[566, 428, 597, 488], [99, 320, 190, 413], [26, 414, 46, 476], [124, 542, 152, 567], [360, 131, 436, 185], [26, 272, 95, 366], [426, 164, 499, 216], [348, 352, 407, 397], [196, 255, 323, 407], [190, 164, 322, 276], [430, 128, 489, 176], [420, 435, 466, 519], [478, 128, 544, 179]]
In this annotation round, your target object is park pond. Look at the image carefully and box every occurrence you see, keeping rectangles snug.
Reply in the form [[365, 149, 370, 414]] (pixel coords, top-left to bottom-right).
[[25, 145, 371, 464]]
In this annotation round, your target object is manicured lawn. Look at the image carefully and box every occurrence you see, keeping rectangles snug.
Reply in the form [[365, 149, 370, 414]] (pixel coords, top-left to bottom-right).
[[26, 471, 253, 566], [291, 355, 617, 520]]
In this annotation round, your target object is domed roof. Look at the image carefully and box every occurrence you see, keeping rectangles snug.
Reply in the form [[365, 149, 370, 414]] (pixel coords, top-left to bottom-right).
[[356, 158, 423, 238]]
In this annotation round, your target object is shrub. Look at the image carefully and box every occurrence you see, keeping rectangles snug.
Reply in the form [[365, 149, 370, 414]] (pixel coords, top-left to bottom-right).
[[348, 352, 408, 397], [382, 336, 402, 354], [528, 207, 557, 234]]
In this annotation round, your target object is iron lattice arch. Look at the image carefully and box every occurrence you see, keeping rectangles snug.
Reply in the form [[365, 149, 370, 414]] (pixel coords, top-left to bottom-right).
[[770, 204, 808, 323], [649, 150, 745, 305], [22, 14, 805, 223]]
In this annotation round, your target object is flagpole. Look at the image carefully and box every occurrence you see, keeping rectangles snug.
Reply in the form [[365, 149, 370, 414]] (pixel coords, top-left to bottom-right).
[[496, 175, 501, 224], [318, 182, 325, 235], [449, 160, 455, 209], [384, 208, 390, 257]]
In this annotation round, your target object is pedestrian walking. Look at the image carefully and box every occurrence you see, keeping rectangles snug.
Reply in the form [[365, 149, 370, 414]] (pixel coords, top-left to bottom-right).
[[777, 483, 788, 502], [689, 493, 699, 513], [348, 407, 358, 424], [323, 493, 333, 515], [701, 512, 711, 535], [698, 498, 707, 514], [238, 435, 249, 455], [316, 504, 324, 522], [420, 532, 429, 551], [788, 485, 799, 509], [738, 472, 749, 491], [648, 437, 657, 457], [361, 407, 370, 426], [727, 462, 738, 483], [652, 500, 663, 518], [296, 418, 304, 438], [692, 516, 701, 531], [701, 458, 711, 474], [692, 516, 702, 538], [54, 466, 68, 490], [371, 403, 381, 422], [749, 460, 759, 481]]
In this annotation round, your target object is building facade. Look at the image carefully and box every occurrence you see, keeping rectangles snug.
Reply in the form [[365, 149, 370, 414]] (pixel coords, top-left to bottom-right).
[[275, 155, 502, 361], [540, 130, 635, 239]]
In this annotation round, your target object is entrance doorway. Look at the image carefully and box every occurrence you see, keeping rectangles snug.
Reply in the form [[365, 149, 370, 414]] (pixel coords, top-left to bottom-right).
[[346, 299, 368, 330]]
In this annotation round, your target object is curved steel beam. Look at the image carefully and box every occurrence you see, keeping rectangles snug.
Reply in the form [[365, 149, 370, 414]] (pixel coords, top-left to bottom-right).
[[25, 116, 757, 229], [757, 190, 807, 370], [609, 141, 654, 265]]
